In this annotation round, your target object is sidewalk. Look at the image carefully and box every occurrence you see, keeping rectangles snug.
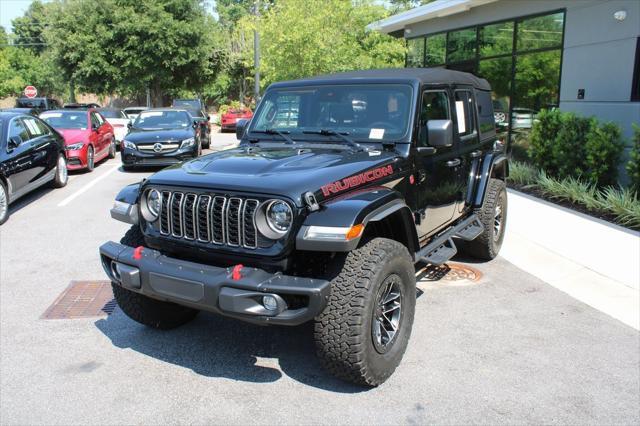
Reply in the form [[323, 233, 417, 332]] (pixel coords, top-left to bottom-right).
[[501, 189, 640, 330]]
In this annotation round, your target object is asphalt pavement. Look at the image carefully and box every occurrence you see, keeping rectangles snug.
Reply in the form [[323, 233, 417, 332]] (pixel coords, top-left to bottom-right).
[[0, 132, 638, 425]]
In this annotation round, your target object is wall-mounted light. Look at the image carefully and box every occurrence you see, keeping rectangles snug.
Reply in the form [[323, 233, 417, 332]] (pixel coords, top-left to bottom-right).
[[405, 28, 412, 35], [613, 10, 627, 21]]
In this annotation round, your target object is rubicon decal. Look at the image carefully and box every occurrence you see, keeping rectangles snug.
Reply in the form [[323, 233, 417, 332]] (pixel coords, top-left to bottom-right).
[[321, 165, 394, 196]]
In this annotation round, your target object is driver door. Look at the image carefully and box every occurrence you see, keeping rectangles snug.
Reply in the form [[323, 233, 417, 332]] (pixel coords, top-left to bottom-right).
[[414, 89, 460, 238], [5, 117, 38, 196]]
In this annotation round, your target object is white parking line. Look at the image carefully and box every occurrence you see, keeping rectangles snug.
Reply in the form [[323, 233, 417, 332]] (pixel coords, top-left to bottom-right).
[[57, 165, 121, 207]]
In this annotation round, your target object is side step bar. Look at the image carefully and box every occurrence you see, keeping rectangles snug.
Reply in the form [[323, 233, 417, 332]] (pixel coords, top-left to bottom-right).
[[415, 215, 484, 266]]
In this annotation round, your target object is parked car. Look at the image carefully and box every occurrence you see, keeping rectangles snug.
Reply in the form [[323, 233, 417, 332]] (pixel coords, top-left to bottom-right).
[[97, 108, 130, 142], [180, 107, 210, 149], [1, 108, 39, 116], [40, 109, 116, 172], [14, 97, 61, 114], [172, 98, 204, 110], [0, 112, 68, 225], [63, 102, 101, 109], [123, 106, 148, 121], [120, 108, 203, 170], [511, 107, 536, 129], [220, 106, 253, 131], [100, 68, 508, 386]]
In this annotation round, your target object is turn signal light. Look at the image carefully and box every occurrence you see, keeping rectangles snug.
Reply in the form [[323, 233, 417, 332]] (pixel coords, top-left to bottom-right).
[[345, 224, 364, 241]]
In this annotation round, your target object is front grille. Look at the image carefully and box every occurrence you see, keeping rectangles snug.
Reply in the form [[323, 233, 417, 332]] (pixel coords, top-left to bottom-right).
[[138, 143, 180, 153], [158, 191, 259, 249]]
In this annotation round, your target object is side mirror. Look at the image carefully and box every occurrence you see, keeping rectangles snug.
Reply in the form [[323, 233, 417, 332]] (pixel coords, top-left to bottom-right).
[[426, 119, 453, 148], [236, 118, 249, 140], [8, 136, 22, 149], [92, 122, 100, 131]]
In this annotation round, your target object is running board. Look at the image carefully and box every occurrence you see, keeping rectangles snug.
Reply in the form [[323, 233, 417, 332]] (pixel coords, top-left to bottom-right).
[[415, 215, 484, 265]]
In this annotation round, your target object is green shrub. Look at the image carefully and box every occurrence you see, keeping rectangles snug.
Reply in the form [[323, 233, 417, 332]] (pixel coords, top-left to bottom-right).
[[529, 110, 624, 187], [627, 124, 640, 192], [597, 186, 640, 229], [508, 160, 539, 186]]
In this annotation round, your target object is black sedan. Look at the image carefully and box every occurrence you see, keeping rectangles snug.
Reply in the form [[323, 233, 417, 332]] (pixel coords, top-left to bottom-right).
[[120, 109, 202, 171], [0, 112, 68, 224]]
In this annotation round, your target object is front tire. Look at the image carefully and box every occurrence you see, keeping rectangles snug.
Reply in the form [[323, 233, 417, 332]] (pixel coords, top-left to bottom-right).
[[112, 226, 199, 330], [108, 138, 117, 159], [314, 238, 416, 386], [462, 178, 507, 260], [52, 154, 68, 188], [86, 145, 95, 172], [0, 181, 9, 225]]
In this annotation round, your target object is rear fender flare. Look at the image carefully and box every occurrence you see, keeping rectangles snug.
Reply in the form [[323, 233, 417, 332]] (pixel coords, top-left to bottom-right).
[[473, 153, 508, 207]]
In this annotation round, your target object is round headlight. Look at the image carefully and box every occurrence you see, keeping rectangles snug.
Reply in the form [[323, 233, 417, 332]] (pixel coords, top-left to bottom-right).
[[141, 189, 161, 222], [266, 200, 293, 233]]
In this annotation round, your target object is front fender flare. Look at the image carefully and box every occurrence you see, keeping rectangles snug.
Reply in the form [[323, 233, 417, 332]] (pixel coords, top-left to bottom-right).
[[111, 182, 142, 224]]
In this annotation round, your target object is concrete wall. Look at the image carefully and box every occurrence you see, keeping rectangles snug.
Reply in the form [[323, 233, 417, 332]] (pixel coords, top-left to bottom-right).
[[405, 0, 640, 142]]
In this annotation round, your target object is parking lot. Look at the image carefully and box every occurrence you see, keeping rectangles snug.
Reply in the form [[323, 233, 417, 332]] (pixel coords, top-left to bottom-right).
[[0, 132, 638, 425]]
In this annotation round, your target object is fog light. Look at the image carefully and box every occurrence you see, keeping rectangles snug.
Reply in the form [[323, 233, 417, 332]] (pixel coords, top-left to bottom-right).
[[262, 295, 278, 311]]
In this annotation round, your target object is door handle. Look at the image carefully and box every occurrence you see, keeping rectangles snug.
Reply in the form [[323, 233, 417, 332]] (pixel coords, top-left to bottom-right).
[[446, 158, 461, 168], [470, 150, 482, 158]]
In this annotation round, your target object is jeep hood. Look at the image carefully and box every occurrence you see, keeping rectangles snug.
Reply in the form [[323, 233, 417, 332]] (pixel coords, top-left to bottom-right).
[[145, 146, 402, 205]]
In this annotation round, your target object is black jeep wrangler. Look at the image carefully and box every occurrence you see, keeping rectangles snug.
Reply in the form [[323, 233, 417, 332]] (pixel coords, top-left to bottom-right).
[[100, 69, 508, 386]]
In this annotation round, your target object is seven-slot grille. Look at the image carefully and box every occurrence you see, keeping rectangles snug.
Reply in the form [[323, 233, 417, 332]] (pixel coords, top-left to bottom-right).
[[158, 190, 260, 249]]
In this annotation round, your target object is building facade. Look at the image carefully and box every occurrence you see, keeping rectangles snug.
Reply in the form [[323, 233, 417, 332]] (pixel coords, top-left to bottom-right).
[[368, 0, 640, 153]]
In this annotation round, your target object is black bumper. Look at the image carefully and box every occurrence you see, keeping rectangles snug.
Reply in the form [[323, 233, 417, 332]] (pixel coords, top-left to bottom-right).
[[99, 241, 330, 326]]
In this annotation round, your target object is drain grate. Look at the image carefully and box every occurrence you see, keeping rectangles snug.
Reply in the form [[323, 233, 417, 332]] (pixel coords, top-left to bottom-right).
[[419, 262, 483, 283], [42, 281, 116, 319]]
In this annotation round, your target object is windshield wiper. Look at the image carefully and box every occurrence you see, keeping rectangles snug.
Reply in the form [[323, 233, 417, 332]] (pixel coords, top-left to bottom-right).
[[251, 128, 296, 144], [302, 129, 365, 151]]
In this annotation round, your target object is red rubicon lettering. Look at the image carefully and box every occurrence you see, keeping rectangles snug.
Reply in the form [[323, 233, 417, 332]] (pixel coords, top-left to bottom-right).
[[321, 165, 394, 196]]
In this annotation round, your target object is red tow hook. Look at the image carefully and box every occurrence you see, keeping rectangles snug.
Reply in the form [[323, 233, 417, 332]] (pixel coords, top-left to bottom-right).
[[232, 264, 244, 281], [133, 246, 144, 260]]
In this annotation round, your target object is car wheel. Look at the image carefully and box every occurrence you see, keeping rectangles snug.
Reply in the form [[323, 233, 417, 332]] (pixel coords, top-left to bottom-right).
[[460, 178, 507, 260], [86, 146, 95, 172], [112, 226, 200, 330], [203, 132, 210, 149], [108, 138, 117, 159], [0, 181, 9, 225], [314, 238, 416, 386], [52, 154, 68, 188]]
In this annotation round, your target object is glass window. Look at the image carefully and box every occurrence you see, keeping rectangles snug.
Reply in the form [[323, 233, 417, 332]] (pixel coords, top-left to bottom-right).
[[40, 111, 89, 130], [91, 113, 101, 128], [513, 49, 561, 113], [23, 117, 45, 137], [406, 38, 425, 67], [425, 33, 446, 66], [517, 12, 564, 52], [8, 119, 30, 143], [447, 28, 476, 63], [251, 84, 413, 142], [475, 90, 496, 138], [454, 90, 476, 136], [419, 91, 450, 146], [133, 110, 192, 129], [479, 21, 514, 58], [34, 118, 52, 135]]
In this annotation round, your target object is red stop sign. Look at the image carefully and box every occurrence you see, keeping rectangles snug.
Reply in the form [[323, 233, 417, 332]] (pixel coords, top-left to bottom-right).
[[24, 86, 38, 98]]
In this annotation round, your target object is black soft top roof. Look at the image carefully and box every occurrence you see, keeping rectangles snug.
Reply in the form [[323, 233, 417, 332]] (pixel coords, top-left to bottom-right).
[[270, 68, 491, 91]]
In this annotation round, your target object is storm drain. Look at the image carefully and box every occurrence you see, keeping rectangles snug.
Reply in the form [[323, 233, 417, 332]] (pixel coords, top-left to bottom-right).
[[42, 281, 116, 319], [418, 262, 483, 283]]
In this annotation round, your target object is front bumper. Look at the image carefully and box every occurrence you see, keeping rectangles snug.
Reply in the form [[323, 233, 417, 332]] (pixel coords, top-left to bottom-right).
[[65, 146, 88, 170], [120, 147, 197, 167], [99, 241, 330, 326]]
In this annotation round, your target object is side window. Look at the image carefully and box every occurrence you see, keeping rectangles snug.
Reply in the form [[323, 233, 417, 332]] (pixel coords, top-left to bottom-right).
[[419, 90, 450, 146], [95, 113, 105, 125], [454, 90, 476, 137], [90, 113, 101, 128], [475, 90, 496, 139], [8, 119, 30, 144], [34, 118, 52, 136], [23, 117, 45, 138]]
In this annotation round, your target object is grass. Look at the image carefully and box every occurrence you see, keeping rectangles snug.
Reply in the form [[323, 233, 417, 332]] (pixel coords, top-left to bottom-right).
[[508, 161, 640, 230]]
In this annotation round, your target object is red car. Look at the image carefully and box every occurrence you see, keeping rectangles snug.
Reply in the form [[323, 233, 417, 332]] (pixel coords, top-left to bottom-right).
[[40, 109, 116, 171], [220, 106, 253, 131]]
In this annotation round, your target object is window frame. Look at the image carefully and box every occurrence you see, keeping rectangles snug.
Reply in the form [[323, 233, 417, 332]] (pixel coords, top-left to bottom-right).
[[418, 89, 451, 147]]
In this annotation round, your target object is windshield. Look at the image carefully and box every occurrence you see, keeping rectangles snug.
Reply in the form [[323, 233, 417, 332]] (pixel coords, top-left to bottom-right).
[[173, 100, 201, 109], [40, 111, 88, 129], [133, 110, 191, 129], [249, 84, 413, 142], [185, 108, 205, 119], [99, 109, 125, 119]]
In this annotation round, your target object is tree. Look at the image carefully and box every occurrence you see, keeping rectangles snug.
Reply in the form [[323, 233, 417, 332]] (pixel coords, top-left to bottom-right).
[[11, 0, 51, 54], [249, 0, 405, 88]]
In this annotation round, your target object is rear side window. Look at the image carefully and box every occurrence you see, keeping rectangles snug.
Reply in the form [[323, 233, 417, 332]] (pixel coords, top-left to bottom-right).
[[23, 117, 45, 137], [454, 90, 476, 137], [475, 90, 496, 139]]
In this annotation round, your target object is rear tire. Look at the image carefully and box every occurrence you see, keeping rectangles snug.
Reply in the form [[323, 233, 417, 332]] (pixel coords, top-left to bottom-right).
[[461, 178, 507, 260], [314, 238, 416, 386], [112, 226, 199, 330]]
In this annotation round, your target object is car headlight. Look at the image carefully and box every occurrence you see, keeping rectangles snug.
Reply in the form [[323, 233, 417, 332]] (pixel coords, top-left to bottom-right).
[[180, 137, 195, 149], [65, 142, 84, 150], [140, 188, 161, 222], [255, 199, 293, 239], [122, 140, 137, 150]]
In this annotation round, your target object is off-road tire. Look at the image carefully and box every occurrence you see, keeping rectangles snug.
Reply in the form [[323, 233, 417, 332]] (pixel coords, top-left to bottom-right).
[[314, 238, 416, 386], [462, 178, 507, 260], [112, 226, 199, 330]]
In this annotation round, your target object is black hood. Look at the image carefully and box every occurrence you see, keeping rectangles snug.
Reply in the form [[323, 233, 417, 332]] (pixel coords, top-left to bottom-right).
[[126, 128, 195, 144], [145, 145, 405, 206]]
